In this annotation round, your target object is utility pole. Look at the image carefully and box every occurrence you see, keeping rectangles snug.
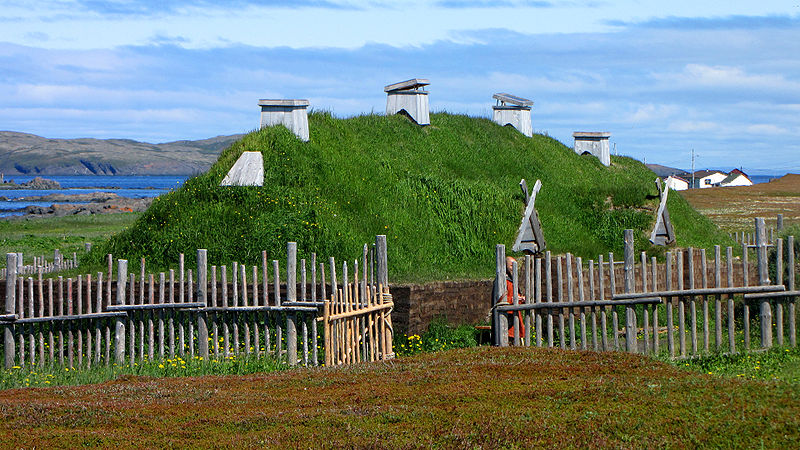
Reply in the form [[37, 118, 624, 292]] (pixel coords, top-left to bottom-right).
[[691, 149, 696, 189]]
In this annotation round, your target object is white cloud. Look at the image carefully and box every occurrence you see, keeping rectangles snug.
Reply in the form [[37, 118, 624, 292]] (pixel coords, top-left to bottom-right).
[[5, 1, 790, 51], [745, 124, 789, 135], [655, 64, 800, 92], [0, 106, 250, 142], [624, 104, 679, 123], [543, 102, 609, 115], [1, 9, 799, 170], [7, 83, 247, 110], [667, 121, 721, 133]]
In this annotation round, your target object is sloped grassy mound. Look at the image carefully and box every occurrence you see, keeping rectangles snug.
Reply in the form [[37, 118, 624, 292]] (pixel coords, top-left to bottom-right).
[[93, 112, 727, 281]]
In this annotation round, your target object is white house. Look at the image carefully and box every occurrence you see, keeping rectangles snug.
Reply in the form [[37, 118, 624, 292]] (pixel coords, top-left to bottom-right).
[[666, 176, 689, 191], [692, 170, 727, 188], [718, 169, 753, 187]]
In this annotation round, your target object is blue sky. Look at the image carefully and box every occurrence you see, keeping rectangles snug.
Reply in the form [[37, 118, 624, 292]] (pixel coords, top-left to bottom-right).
[[1, 1, 799, 173]]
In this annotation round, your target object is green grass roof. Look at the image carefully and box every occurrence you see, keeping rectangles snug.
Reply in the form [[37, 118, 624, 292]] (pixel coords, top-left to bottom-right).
[[93, 112, 728, 281]]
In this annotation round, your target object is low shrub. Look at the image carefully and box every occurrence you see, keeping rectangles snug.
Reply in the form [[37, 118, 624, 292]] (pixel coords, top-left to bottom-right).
[[394, 318, 479, 357]]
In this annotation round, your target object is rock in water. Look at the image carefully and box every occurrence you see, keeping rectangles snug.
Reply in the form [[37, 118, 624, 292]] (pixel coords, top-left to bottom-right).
[[20, 177, 61, 189]]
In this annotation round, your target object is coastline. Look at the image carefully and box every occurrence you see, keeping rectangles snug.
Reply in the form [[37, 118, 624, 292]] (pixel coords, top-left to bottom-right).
[[1, 192, 153, 218], [0, 174, 186, 219]]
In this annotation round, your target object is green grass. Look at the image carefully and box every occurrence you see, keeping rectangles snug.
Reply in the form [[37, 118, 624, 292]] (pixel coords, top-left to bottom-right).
[[0, 214, 140, 269], [394, 317, 480, 356], [0, 353, 286, 390], [84, 112, 729, 282], [677, 345, 800, 383]]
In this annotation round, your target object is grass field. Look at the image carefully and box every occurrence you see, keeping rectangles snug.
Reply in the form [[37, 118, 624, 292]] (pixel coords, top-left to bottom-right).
[[83, 112, 728, 282], [0, 115, 796, 447], [0, 347, 798, 447], [0, 213, 140, 269], [680, 173, 800, 232]]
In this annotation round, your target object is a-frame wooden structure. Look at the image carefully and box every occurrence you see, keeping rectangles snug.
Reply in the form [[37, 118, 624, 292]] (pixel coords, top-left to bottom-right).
[[649, 177, 676, 246], [513, 179, 546, 254]]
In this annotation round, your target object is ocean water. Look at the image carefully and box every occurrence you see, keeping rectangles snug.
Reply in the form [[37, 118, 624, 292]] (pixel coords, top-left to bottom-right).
[[2, 175, 187, 190], [0, 175, 189, 217], [750, 175, 782, 184]]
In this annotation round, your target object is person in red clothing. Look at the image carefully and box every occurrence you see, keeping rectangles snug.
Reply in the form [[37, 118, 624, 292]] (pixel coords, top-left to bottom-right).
[[500, 256, 525, 340]]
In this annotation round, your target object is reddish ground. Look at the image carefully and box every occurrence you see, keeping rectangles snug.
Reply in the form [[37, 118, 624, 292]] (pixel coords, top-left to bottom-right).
[[680, 174, 800, 232], [1, 347, 798, 448]]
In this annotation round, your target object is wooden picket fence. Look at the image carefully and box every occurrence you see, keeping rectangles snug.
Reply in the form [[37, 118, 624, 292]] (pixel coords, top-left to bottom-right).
[[0, 249, 81, 280], [494, 217, 798, 357], [729, 213, 785, 247], [1, 236, 394, 370]]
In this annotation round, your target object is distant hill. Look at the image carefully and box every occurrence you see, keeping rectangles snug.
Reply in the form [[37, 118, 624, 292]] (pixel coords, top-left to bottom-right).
[[0, 131, 244, 175], [646, 163, 689, 178]]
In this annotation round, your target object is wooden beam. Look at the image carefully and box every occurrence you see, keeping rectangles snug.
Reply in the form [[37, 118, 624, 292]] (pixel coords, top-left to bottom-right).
[[384, 78, 429, 92], [513, 179, 546, 253], [496, 297, 662, 312], [326, 302, 394, 321], [614, 285, 785, 300], [11, 311, 128, 324], [493, 93, 533, 107], [743, 291, 800, 300], [107, 302, 206, 311]]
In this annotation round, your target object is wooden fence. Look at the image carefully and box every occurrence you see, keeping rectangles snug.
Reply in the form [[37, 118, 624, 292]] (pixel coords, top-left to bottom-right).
[[494, 217, 798, 357], [323, 237, 394, 366], [729, 213, 785, 247], [0, 249, 81, 280], [1, 236, 394, 370]]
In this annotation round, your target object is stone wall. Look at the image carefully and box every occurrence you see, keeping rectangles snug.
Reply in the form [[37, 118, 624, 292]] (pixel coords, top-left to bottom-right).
[[390, 280, 493, 335]]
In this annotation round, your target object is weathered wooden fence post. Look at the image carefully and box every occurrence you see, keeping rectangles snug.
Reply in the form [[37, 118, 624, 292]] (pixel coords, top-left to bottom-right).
[[197, 249, 209, 360], [727, 246, 736, 352], [493, 244, 507, 347], [623, 230, 636, 353], [776, 238, 785, 347], [687, 248, 697, 355], [328, 256, 336, 364], [524, 254, 533, 347], [4, 253, 17, 369], [756, 218, 773, 348], [664, 252, 675, 357], [789, 235, 796, 348], [512, 259, 521, 346], [323, 292, 331, 367], [286, 242, 298, 366], [115, 259, 128, 363], [777, 214, 784, 232], [376, 235, 393, 357]]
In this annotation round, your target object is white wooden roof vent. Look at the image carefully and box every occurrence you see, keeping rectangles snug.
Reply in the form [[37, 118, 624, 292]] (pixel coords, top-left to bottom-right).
[[258, 99, 310, 142], [573, 132, 611, 166], [384, 78, 430, 125], [492, 93, 533, 137]]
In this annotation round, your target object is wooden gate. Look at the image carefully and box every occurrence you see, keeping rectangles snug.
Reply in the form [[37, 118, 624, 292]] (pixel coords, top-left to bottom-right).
[[323, 236, 394, 366]]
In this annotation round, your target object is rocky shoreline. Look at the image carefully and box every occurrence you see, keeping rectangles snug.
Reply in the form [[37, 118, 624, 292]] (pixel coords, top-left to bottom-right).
[[0, 176, 62, 190], [1, 192, 153, 218]]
